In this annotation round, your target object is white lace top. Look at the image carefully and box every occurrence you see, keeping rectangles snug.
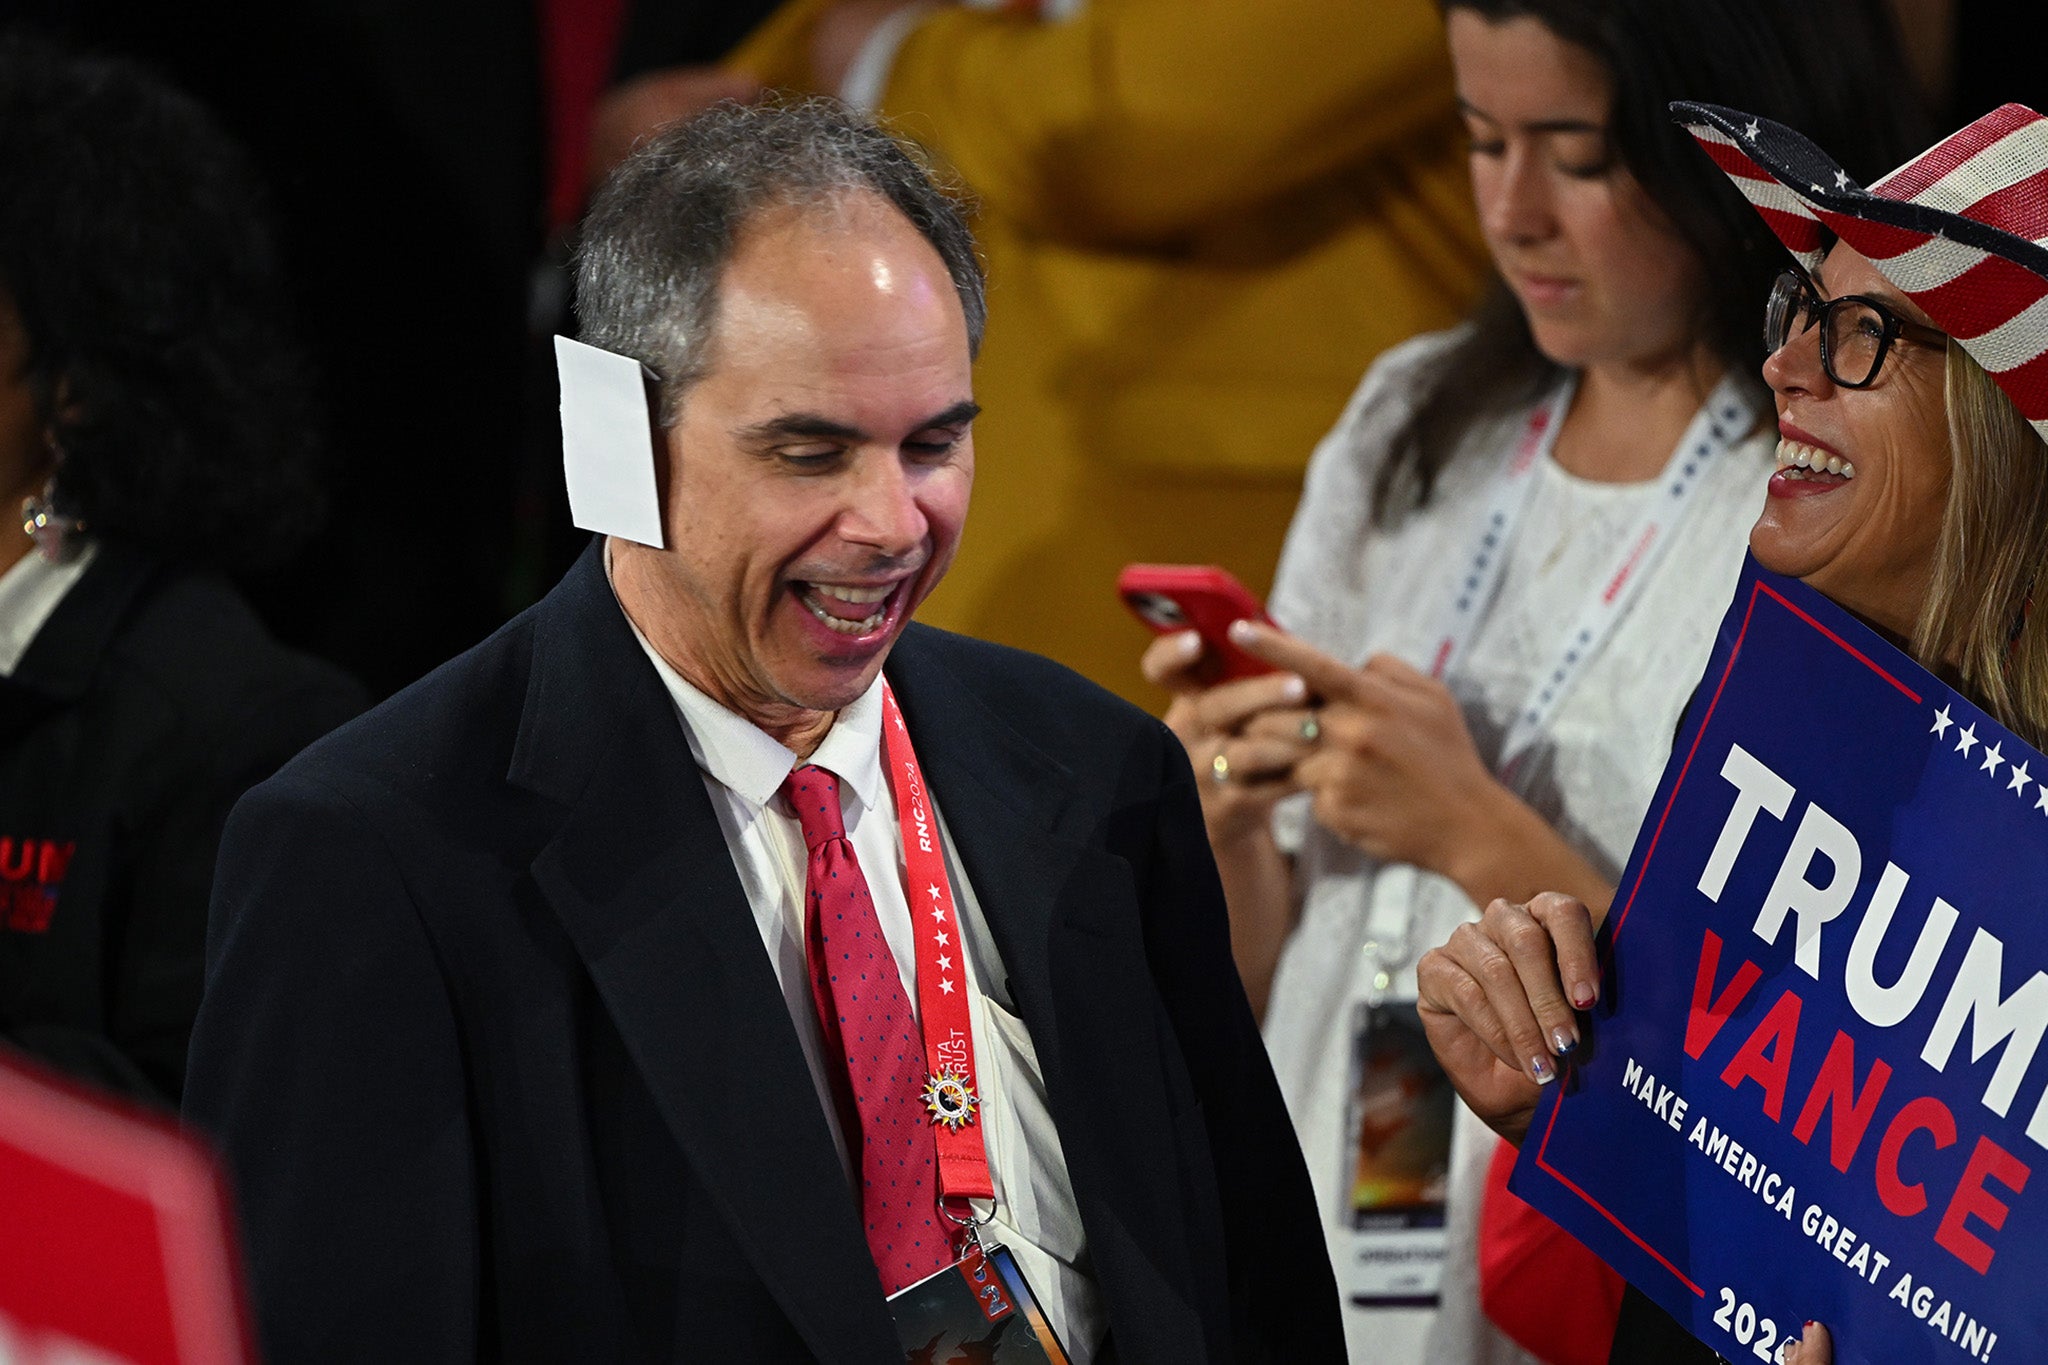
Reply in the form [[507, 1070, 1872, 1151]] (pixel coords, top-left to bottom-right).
[[1261, 329, 1770, 1364]]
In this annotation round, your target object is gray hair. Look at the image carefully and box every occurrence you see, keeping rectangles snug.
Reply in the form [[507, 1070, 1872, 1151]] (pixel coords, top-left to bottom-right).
[[573, 97, 986, 426]]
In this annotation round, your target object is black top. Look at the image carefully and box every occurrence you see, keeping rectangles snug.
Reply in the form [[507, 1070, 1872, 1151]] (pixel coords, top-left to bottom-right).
[[0, 543, 363, 1105], [1609, 1285, 1724, 1363]]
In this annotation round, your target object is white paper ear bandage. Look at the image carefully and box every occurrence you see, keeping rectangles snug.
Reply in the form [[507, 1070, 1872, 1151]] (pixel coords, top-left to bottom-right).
[[554, 335, 665, 549]]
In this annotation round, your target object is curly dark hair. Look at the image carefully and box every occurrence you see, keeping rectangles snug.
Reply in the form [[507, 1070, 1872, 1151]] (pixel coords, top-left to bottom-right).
[[0, 32, 323, 569]]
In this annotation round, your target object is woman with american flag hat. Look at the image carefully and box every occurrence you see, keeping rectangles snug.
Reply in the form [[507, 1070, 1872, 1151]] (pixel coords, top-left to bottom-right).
[[1417, 97, 2048, 1365]]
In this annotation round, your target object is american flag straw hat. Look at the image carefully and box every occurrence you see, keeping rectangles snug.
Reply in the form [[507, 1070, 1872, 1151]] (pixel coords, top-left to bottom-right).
[[1674, 99, 2048, 441]]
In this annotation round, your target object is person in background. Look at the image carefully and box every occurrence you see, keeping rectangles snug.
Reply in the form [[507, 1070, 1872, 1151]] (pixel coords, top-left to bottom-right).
[[584, 0, 778, 185], [0, 36, 363, 1106], [1886, 0, 2048, 132], [1142, 2, 1922, 1360], [589, 0, 1491, 704], [19, 0, 549, 701], [1419, 94, 2048, 1365]]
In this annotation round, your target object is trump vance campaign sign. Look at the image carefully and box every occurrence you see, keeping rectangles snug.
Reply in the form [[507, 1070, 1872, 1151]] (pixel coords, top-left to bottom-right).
[[1512, 555, 2048, 1365]]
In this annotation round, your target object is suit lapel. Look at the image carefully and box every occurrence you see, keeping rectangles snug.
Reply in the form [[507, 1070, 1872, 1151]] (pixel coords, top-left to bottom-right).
[[515, 546, 899, 1360], [884, 632, 1079, 1016]]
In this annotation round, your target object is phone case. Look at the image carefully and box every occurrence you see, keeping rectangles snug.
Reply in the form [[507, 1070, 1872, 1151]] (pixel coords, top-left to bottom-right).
[[1117, 563, 1277, 684]]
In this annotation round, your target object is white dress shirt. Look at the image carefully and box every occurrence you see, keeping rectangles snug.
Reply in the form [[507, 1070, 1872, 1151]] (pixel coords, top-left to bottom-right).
[[621, 616, 1105, 1359]]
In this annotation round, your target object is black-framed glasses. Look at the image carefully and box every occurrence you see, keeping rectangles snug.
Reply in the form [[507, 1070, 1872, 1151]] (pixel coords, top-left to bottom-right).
[[1764, 269, 1948, 388]]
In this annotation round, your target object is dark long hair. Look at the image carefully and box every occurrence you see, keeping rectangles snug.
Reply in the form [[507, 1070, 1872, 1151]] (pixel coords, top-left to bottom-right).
[[1377, 0, 1928, 519], [0, 33, 323, 569]]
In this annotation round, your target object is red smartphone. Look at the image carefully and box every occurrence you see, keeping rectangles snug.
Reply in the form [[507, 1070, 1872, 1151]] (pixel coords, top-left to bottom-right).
[[1117, 563, 1278, 684]]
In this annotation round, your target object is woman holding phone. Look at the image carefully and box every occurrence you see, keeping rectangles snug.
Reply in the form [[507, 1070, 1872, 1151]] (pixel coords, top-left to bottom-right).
[[1417, 95, 2048, 1363], [1140, 1, 1920, 1359]]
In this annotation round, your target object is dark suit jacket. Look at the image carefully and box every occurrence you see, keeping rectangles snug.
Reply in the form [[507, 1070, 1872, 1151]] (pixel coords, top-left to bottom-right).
[[183, 544, 1341, 1363], [0, 544, 361, 1106]]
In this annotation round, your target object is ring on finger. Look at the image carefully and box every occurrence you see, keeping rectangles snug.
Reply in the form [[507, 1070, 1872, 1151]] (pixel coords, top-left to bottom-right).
[[1299, 713, 1321, 744], [1210, 750, 1231, 784]]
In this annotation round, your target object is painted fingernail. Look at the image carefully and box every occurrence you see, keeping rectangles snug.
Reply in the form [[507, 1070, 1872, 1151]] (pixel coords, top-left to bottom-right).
[[1530, 1055, 1556, 1085], [1228, 618, 1259, 645], [1551, 1027, 1578, 1056], [1570, 983, 1597, 1010], [1279, 674, 1307, 702]]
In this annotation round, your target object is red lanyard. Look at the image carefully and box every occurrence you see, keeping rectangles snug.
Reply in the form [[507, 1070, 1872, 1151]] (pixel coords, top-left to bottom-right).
[[880, 684, 997, 1208]]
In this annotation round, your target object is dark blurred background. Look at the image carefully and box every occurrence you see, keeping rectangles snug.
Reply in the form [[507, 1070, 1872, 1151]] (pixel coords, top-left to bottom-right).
[[7, 0, 773, 698], [5, 0, 2035, 700]]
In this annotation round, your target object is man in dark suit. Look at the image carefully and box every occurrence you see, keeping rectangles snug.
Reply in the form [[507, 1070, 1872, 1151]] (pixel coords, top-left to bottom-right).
[[183, 100, 1340, 1363]]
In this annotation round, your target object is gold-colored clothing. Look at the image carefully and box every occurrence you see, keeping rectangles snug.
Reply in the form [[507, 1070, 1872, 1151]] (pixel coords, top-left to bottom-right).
[[732, 0, 1486, 702]]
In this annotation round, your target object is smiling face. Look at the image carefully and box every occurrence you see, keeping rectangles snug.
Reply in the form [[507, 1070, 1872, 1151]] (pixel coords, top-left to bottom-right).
[[610, 191, 976, 748], [1754, 243, 1952, 637], [1446, 10, 1705, 375]]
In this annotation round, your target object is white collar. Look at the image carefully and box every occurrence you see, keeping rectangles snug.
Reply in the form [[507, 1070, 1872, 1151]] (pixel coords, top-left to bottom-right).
[[639, 638, 887, 813], [0, 541, 99, 677], [606, 553, 886, 811]]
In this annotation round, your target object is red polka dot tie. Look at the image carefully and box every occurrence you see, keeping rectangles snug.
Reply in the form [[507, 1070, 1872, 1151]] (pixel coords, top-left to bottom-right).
[[781, 764, 949, 1294]]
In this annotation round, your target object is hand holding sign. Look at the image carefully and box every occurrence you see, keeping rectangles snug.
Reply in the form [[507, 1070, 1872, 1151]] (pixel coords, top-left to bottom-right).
[[1788, 1322, 1835, 1365], [1417, 891, 1602, 1144]]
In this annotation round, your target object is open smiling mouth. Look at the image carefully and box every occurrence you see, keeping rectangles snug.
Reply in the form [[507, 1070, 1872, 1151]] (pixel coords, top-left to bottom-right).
[[794, 581, 898, 635], [1775, 437, 1856, 486]]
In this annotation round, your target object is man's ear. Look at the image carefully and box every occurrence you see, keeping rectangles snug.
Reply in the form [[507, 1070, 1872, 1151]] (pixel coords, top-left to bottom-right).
[[647, 372, 674, 533]]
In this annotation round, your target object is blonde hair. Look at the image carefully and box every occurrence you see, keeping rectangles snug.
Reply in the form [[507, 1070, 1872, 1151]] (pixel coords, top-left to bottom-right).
[[1915, 344, 2048, 749]]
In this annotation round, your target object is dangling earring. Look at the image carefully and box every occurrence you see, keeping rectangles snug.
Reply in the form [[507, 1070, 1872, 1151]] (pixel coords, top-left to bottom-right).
[[20, 427, 85, 563]]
